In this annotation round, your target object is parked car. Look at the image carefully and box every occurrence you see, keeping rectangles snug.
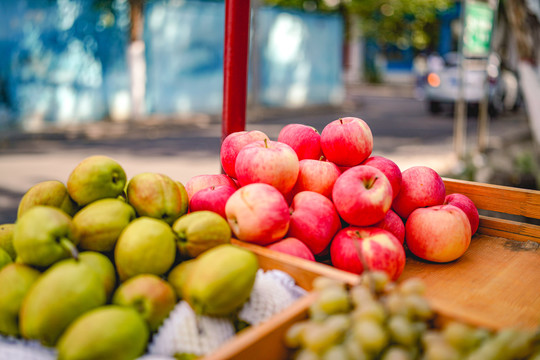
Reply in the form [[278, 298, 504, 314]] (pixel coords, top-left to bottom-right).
[[423, 52, 510, 116]]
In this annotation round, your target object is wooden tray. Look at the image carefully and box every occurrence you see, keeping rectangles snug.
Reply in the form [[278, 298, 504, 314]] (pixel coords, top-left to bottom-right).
[[203, 178, 540, 360]]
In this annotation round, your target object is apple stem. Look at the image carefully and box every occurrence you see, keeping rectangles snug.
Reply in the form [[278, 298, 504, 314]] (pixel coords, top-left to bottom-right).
[[264, 138, 269, 148], [319, 155, 325, 161], [60, 238, 79, 261], [339, 118, 343, 124], [364, 176, 378, 190]]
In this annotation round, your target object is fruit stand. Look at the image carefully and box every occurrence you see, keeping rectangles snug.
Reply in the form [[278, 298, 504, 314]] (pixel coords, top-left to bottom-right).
[[1, 1, 540, 359], [200, 177, 540, 360]]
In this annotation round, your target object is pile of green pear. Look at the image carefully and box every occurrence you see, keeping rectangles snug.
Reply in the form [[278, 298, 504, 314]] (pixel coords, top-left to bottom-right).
[[0, 155, 259, 360]]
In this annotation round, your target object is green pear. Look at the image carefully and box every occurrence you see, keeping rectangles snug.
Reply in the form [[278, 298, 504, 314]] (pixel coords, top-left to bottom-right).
[[0, 223, 16, 259], [0, 248, 12, 270], [114, 217, 176, 281], [167, 259, 197, 299], [17, 180, 78, 219], [126, 173, 188, 225], [0, 263, 41, 336], [183, 244, 259, 316], [13, 205, 79, 268], [19, 258, 106, 346], [73, 198, 136, 252], [172, 210, 232, 259], [67, 155, 127, 206], [112, 274, 177, 332], [56, 305, 149, 360], [79, 251, 117, 300]]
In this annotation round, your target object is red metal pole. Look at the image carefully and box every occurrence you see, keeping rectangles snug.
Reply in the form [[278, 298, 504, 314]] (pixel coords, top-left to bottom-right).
[[222, 0, 251, 142]]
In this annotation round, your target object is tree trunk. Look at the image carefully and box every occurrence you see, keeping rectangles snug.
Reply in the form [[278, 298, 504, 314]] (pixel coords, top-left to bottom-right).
[[128, 0, 146, 121], [504, 0, 540, 144]]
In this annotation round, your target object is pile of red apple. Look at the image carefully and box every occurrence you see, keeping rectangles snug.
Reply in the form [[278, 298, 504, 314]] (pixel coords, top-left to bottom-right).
[[186, 117, 480, 281]]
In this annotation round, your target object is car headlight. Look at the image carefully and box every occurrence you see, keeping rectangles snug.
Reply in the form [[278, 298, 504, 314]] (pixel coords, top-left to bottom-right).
[[427, 73, 440, 88]]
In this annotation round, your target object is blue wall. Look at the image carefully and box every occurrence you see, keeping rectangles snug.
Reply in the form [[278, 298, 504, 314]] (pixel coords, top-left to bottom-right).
[[0, 0, 344, 130], [0, 0, 130, 129]]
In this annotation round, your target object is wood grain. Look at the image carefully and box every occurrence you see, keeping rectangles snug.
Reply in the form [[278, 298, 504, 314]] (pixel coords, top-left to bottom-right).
[[400, 233, 540, 330], [443, 178, 540, 219]]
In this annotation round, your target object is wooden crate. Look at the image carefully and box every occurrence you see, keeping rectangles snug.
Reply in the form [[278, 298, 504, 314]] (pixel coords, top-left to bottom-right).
[[203, 178, 540, 360]]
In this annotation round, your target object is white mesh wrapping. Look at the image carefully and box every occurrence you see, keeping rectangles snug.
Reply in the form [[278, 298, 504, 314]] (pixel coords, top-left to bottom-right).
[[0, 336, 56, 360], [0, 269, 306, 360], [238, 269, 307, 326]]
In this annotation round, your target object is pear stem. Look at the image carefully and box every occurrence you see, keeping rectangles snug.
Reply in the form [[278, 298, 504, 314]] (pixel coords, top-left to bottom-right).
[[60, 238, 79, 261]]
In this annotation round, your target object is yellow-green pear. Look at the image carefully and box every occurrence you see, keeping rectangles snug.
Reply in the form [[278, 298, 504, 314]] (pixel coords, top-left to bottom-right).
[[0, 223, 16, 259], [79, 251, 117, 300], [126, 173, 188, 225], [17, 180, 78, 219], [112, 274, 177, 332], [0, 263, 41, 336], [167, 259, 197, 299], [13, 205, 78, 268], [0, 248, 12, 270], [172, 210, 231, 259], [183, 244, 259, 316], [114, 217, 176, 281], [73, 198, 136, 252], [19, 258, 106, 346], [67, 155, 127, 206], [56, 305, 149, 360]]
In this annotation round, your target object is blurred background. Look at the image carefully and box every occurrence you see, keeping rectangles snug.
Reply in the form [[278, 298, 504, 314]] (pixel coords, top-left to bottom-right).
[[0, 0, 538, 201]]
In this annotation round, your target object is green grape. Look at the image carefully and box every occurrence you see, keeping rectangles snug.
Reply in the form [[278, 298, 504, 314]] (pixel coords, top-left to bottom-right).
[[294, 348, 321, 360], [398, 277, 426, 296], [381, 346, 414, 360], [362, 271, 390, 294], [324, 313, 351, 334], [309, 300, 330, 322], [302, 321, 347, 354], [352, 299, 387, 324], [343, 334, 369, 360], [388, 315, 418, 347], [404, 294, 433, 321], [352, 319, 389, 354], [313, 277, 347, 292], [285, 320, 310, 348], [322, 344, 350, 360], [442, 321, 479, 353], [424, 341, 461, 360], [384, 292, 412, 318], [350, 284, 376, 307], [500, 328, 536, 359], [316, 286, 351, 315]]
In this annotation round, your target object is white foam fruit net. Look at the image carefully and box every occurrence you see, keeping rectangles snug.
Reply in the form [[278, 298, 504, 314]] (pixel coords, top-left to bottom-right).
[[0, 269, 306, 360]]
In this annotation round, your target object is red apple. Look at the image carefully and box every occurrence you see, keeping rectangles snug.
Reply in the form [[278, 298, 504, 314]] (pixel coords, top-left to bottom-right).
[[220, 130, 270, 179], [330, 226, 405, 281], [405, 204, 472, 263], [392, 166, 446, 220], [287, 191, 342, 255], [332, 165, 393, 226], [225, 183, 290, 245], [373, 209, 405, 244], [277, 123, 322, 160], [185, 174, 237, 200], [291, 158, 341, 199], [189, 185, 236, 219], [320, 117, 373, 166], [362, 156, 402, 200], [444, 193, 479, 235], [235, 139, 299, 195], [266, 237, 315, 261]]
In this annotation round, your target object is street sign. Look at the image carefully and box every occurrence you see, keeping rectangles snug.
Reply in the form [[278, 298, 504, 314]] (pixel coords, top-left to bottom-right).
[[463, 1, 495, 58]]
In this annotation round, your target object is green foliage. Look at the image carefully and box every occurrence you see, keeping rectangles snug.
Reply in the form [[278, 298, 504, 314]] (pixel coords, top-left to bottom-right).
[[262, 0, 454, 51]]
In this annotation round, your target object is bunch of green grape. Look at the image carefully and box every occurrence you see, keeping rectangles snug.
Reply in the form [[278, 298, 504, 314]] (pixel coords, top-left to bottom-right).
[[285, 272, 540, 360]]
